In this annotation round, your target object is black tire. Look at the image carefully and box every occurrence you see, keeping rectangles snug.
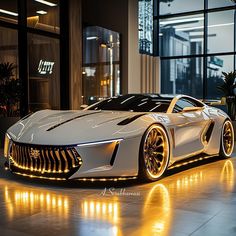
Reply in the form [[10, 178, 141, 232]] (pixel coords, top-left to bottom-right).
[[139, 124, 170, 182], [219, 120, 234, 158]]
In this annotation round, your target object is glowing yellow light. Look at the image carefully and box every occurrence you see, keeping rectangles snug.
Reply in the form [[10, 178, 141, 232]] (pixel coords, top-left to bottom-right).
[[58, 198, 62, 207], [64, 199, 69, 209], [153, 222, 165, 233], [102, 203, 106, 214], [52, 197, 56, 206], [90, 201, 95, 215], [108, 203, 113, 213], [96, 202, 100, 214]]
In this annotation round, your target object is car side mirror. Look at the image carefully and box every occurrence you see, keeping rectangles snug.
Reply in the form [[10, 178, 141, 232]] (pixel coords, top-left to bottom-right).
[[80, 104, 88, 110], [182, 106, 203, 112]]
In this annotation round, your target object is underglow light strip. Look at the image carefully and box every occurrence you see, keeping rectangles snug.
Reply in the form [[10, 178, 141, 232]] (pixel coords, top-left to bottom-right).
[[77, 177, 137, 182], [0, 9, 18, 16], [35, 0, 57, 7], [168, 155, 216, 170], [14, 172, 66, 181], [77, 139, 123, 147], [12, 171, 137, 182]]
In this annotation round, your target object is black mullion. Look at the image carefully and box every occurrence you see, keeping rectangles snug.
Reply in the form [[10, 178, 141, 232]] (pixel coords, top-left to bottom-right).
[[18, 0, 28, 117], [59, 0, 69, 109], [153, 0, 159, 56], [205, 5, 236, 14], [158, 10, 204, 19], [234, 8, 236, 71], [203, 0, 208, 100], [157, 5, 236, 20]]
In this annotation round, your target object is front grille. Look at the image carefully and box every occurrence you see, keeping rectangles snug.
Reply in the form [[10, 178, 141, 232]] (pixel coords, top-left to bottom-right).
[[9, 143, 82, 179]]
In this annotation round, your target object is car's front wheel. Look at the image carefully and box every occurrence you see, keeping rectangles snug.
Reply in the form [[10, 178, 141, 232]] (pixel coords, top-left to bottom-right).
[[139, 124, 170, 182], [220, 120, 234, 158]]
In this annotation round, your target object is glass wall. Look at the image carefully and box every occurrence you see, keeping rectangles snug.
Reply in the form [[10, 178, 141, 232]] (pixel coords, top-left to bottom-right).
[[0, 27, 19, 116], [207, 10, 234, 54], [160, 14, 204, 57], [160, 0, 204, 15], [207, 55, 234, 99], [158, 0, 236, 100], [208, 0, 235, 9], [0, 0, 61, 116], [82, 26, 120, 105], [0, 0, 18, 24], [28, 34, 60, 111], [161, 57, 203, 98], [27, 0, 59, 33]]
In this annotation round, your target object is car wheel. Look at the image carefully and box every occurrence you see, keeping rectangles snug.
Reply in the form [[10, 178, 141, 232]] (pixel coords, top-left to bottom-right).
[[139, 124, 170, 182], [220, 120, 234, 158]]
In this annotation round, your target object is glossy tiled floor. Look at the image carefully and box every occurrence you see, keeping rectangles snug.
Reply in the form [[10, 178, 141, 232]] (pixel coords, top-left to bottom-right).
[[1, 149, 236, 236]]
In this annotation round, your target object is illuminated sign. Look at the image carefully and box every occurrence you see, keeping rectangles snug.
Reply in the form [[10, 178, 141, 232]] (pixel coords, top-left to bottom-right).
[[38, 59, 55, 75]]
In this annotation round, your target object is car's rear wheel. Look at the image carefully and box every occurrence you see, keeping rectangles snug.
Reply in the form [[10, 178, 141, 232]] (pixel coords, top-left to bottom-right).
[[220, 120, 234, 158], [139, 124, 170, 182]]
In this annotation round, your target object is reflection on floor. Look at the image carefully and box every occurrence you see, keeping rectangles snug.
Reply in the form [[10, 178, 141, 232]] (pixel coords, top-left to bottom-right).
[[0, 149, 236, 236]]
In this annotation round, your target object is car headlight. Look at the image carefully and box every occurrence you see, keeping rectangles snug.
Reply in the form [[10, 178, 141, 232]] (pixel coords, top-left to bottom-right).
[[4, 133, 11, 158]]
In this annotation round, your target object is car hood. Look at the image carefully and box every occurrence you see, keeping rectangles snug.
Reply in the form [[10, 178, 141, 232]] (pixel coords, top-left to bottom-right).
[[7, 110, 150, 145]]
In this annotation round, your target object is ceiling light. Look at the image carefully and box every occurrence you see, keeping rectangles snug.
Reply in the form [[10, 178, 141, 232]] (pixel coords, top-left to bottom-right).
[[35, 0, 57, 7], [0, 9, 18, 17], [86, 36, 98, 40], [36, 10, 47, 15], [189, 32, 204, 36], [176, 26, 203, 32], [176, 22, 234, 32], [160, 17, 204, 25], [190, 38, 203, 42], [208, 22, 234, 28]]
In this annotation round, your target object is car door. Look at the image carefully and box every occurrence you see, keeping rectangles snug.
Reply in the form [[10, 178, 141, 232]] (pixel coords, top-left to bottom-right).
[[168, 98, 210, 160]]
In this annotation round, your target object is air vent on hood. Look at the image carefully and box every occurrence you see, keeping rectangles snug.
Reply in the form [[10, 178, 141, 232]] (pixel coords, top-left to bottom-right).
[[117, 114, 146, 126]]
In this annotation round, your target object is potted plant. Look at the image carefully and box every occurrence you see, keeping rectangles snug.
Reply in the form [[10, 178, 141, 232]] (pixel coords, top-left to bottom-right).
[[217, 71, 236, 120], [0, 62, 21, 146]]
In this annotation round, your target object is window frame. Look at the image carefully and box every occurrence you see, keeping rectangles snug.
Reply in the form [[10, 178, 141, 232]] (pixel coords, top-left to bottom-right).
[[155, 0, 236, 100]]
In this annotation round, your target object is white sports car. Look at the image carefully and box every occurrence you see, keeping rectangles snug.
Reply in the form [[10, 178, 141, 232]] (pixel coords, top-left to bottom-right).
[[3, 94, 234, 182]]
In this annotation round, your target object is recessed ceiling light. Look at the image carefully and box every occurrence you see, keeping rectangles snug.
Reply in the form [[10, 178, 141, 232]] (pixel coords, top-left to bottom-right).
[[0, 9, 18, 16], [35, 0, 57, 7], [86, 36, 98, 40], [176, 22, 234, 32], [160, 17, 204, 25], [36, 10, 47, 15]]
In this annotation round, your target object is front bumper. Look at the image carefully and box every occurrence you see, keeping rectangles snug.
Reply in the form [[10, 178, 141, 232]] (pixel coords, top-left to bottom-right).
[[4, 135, 140, 180]]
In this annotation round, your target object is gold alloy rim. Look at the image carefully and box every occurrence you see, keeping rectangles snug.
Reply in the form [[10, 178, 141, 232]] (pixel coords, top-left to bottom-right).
[[143, 125, 169, 179], [222, 121, 234, 156]]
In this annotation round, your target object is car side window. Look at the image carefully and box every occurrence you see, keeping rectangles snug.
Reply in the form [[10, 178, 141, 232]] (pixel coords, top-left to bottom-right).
[[173, 98, 196, 113]]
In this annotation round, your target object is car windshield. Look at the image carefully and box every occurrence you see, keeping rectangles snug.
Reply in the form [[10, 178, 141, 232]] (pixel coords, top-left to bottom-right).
[[87, 94, 172, 112]]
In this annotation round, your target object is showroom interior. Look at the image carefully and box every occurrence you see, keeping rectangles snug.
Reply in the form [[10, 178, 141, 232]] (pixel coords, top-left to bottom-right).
[[0, 0, 236, 235]]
